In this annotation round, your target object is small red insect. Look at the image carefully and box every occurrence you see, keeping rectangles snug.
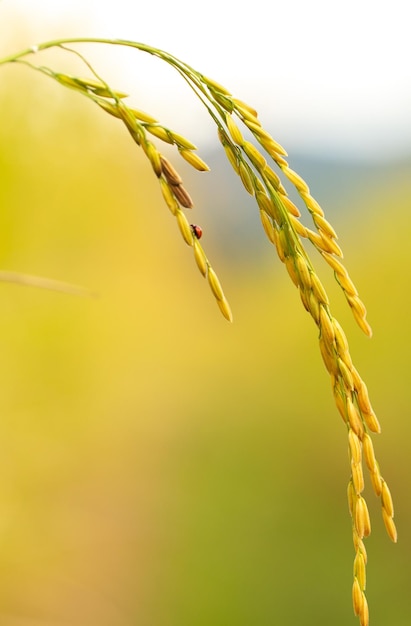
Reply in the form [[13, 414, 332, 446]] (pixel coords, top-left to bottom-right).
[[190, 224, 203, 239]]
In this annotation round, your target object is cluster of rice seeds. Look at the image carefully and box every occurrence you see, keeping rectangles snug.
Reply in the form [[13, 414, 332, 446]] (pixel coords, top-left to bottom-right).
[[208, 79, 398, 626], [93, 96, 232, 321], [205, 78, 373, 338]]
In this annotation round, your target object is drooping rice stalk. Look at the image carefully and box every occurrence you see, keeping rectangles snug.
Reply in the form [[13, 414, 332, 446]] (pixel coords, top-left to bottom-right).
[[0, 38, 396, 626]]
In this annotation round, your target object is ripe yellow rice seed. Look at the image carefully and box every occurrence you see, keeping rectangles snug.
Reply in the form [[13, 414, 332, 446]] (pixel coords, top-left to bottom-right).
[[362, 409, 381, 434], [202, 75, 231, 95], [217, 296, 233, 322], [193, 240, 207, 277], [354, 551, 367, 590], [207, 266, 225, 301], [351, 308, 373, 338], [235, 104, 260, 124], [307, 291, 320, 323], [319, 336, 338, 376], [359, 593, 369, 626], [258, 136, 288, 157], [96, 98, 121, 118], [259, 210, 276, 244], [356, 381, 373, 415], [346, 396, 364, 438], [223, 143, 240, 173], [172, 184, 194, 209], [336, 271, 358, 297], [160, 179, 179, 215], [352, 532, 368, 563], [256, 191, 274, 216], [319, 232, 344, 257], [307, 229, 327, 250], [231, 97, 258, 118], [282, 166, 310, 194], [300, 192, 325, 217], [272, 229, 286, 262], [348, 430, 362, 465], [238, 161, 255, 195], [280, 194, 301, 217], [333, 384, 347, 422], [352, 577, 363, 616], [129, 107, 158, 124], [176, 209, 194, 246], [362, 434, 377, 471], [145, 124, 173, 144], [160, 156, 183, 185], [179, 149, 210, 172], [243, 141, 267, 170], [310, 273, 329, 305], [321, 251, 348, 275], [370, 468, 383, 497], [226, 115, 245, 146], [168, 131, 197, 150], [362, 498, 372, 537], [354, 496, 366, 539], [243, 118, 270, 138], [338, 357, 354, 391], [289, 214, 308, 237], [319, 305, 335, 344], [284, 257, 299, 287], [332, 318, 349, 355], [381, 480, 394, 517], [278, 227, 291, 257], [313, 214, 338, 239], [145, 142, 162, 177], [382, 507, 398, 543], [351, 461, 365, 495], [295, 254, 312, 291], [264, 167, 281, 190]]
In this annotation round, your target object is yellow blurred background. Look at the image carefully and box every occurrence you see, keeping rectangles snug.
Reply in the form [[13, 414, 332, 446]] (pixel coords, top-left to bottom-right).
[[0, 38, 410, 626]]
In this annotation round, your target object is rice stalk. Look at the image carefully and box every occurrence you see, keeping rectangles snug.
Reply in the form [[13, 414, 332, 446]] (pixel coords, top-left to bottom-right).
[[0, 37, 396, 624]]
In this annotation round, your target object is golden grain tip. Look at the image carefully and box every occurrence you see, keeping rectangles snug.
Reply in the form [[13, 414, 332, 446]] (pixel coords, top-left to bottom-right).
[[243, 140, 267, 170], [370, 468, 383, 497], [238, 161, 254, 195], [351, 461, 365, 495], [207, 266, 225, 301], [145, 124, 173, 144], [193, 240, 207, 277], [282, 166, 310, 194], [381, 480, 394, 518], [231, 97, 258, 118], [176, 209, 194, 246], [259, 209, 276, 244], [348, 430, 362, 465], [359, 592, 369, 626], [226, 115, 245, 146], [169, 131, 197, 150], [129, 107, 158, 124], [353, 550, 366, 590], [159, 179, 179, 215], [217, 296, 233, 322], [352, 577, 363, 616], [362, 409, 381, 434], [382, 508, 398, 543], [202, 75, 232, 95], [179, 149, 210, 171]]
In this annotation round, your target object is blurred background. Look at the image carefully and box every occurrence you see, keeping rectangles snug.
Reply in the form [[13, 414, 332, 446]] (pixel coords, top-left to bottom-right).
[[0, 2, 410, 625]]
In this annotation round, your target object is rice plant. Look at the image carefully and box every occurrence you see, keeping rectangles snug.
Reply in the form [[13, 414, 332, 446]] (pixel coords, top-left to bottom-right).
[[0, 37, 397, 626]]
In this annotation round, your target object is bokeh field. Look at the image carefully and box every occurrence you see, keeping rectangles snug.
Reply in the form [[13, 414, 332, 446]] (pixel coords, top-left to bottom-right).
[[0, 64, 410, 626]]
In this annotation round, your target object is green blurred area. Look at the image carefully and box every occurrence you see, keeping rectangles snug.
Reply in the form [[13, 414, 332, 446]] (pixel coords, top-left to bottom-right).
[[0, 66, 410, 626]]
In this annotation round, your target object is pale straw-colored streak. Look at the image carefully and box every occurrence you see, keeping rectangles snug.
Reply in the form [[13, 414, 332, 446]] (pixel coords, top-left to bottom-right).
[[0, 271, 94, 297]]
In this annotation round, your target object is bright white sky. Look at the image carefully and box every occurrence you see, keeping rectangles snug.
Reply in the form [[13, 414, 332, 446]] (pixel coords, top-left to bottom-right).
[[2, 0, 411, 160]]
